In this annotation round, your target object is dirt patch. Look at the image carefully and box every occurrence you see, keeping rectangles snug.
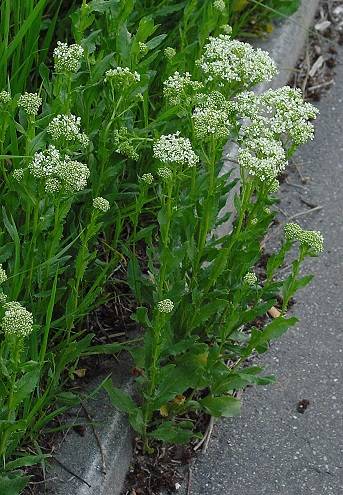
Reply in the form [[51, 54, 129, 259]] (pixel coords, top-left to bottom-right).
[[290, 0, 342, 100]]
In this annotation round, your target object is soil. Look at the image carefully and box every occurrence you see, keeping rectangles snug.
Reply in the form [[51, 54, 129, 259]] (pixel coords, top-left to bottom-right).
[[290, 0, 343, 101]]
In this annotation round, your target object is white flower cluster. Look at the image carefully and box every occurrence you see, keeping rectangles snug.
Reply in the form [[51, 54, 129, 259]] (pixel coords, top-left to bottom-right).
[[235, 87, 318, 146], [284, 223, 324, 255], [0, 265, 7, 285], [105, 67, 140, 87], [157, 299, 174, 313], [164, 47, 176, 60], [163, 71, 203, 106], [12, 169, 24, 182], [53, 41, 84, 73], [262, 87, 319, 145], [29, 146, 90, 193], [55, 158, 90, 192], [113, 127, 139, 161], [0, 292, 7, 305], [29, 145, 61, 178], [139, 42, 149, 55], [47, 114, 89, 148], [2, 301, 34, 337], [0, 91, 11, 105], [238, 137, 287, 181], [221, 25, 233, 35], [269, 178, 279, 193], [93, 196, 110, 212], [157, 167, 173, 180], [153, 132, 199, 167], [18, 92, 42, 116], [244, 272, 257, 286], [192, 92, 232, 140], [213, 0, 225, 12], [197, 35, 278, 88], [139, 173, 154, 185]]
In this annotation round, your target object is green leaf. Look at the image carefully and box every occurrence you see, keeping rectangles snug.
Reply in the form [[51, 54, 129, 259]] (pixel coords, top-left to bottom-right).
[[0, 473, 28, 495], [261, 316, 298, 342], [145, 34, 167, 50], [131, 306, 151, 328], [134, 16, 156, 43], [5, 454, 49, 471], [89, 0, 120, 13], [245, 316, 298, 356], [191, 299, 227, 328], [293, 274, 313, 291], [150, 421, 195, 444], [103, 380, 137, 414], [55, 391, 80, 406], [127, 257, 142, 301], [12, 366, 40, 409], [128, 408, 144, 435], [200, 395, 241, 417]]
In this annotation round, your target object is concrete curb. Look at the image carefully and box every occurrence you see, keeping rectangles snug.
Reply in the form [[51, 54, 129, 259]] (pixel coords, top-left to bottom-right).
[[48, 364, 134, 495], [46, 3, 320, 495]]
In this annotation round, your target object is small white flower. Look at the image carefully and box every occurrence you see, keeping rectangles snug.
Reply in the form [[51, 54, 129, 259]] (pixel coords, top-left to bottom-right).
[[164, 47, 176, 60], [196, 35, 278, 88], [0, 91, 11, 105], [220, 25, 232, 35], [47, 114, 88, 147], [0, 265, 7, 284], [284, 223, 323, 255], [284, 222, 303, 242], [2, 301, 34, 337], [45, 177, 61, 193], [163, 71, 203, 106], [213, 0, 225, 12], [153, 132, 199, 167], [12, 169, 24, 182], [55, 158, 90, 192], [53, 41, 84, 73], [157, 167, 173, 180], [0, 292, 7, 305], [157, 299, 174, 313], [105, 67, 140, 87], [139, 42, 149, 55], [238, 137, 287, 181], [18, 92, 42, 116], [268, 178, 279, 193], [244, 272, 258, 286], [139, 173, 154, 185], [192, 92, 232, 140], [93, 197, 110, 212], [29, 145, 61, 178]]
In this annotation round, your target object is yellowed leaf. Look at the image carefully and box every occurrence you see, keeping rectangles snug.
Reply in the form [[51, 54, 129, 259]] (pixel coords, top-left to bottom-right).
[[160, 405, 169, 417], [74, 368, 87, 378], [173, 394, 186, 406], [232, 0, 249, 13], [268, 306, 281, 318], [265, 23, 274, 33]]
